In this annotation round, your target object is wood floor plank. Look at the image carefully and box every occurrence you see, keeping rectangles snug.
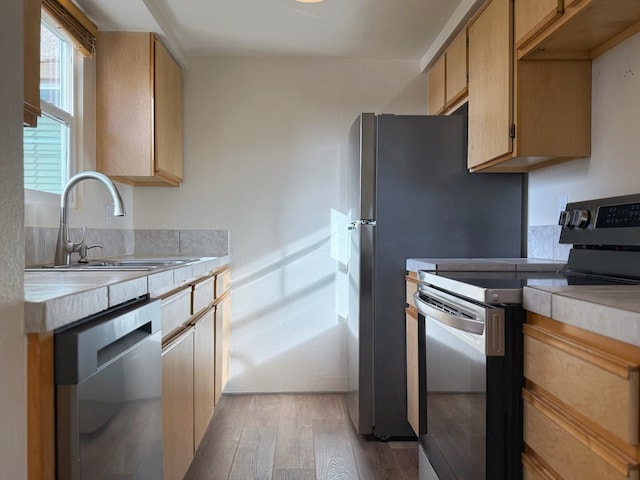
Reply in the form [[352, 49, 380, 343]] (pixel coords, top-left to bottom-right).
[[391, 442, 419, 480], [314, 425, 359, 480], [272, 468, 317, 480], [183, 393, 418, 480], [228, 426, 277, 480], [185, 395, 250, 479]]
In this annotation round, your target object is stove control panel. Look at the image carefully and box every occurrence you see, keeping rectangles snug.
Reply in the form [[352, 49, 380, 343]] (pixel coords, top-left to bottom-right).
[[595, 201, 640, 228], [559, 193, 640, 246]]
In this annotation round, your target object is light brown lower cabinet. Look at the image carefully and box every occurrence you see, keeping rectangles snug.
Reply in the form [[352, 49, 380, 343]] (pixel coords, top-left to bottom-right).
[[405, 272, 422, 437], [405, 306, 420, 436], [162, 327, 195, 480], [193, 307, 216, 448], [215, 291, 231, 405], [523, 313, 640, 479]]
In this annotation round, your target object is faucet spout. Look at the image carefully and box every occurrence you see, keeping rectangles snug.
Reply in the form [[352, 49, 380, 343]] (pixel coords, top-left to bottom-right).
[[54, 171, 125, 266]]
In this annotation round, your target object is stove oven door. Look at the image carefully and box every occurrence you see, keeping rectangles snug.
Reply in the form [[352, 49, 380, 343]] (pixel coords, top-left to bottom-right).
[[414, 287, 519, 480]]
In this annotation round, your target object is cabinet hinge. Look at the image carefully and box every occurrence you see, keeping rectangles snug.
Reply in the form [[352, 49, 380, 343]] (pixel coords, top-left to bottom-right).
[[509, 124, 516, 138]]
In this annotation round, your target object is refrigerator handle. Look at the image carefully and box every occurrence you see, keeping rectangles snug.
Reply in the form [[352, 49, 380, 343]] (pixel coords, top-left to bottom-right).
[[348, 219, 377, 230]]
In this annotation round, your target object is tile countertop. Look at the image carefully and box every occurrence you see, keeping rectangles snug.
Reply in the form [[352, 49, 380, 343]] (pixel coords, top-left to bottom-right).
[[24, 255, 230, 333], [406, 257, 567, 272], [524, 285, 640, 347]]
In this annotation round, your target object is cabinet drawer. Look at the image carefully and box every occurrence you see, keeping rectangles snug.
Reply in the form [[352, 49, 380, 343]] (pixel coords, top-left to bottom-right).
[[523, 390, 638, 480], [161, 287, 192, 340], [192, 276, 214, 315], [215, 268, 231, 299], [522, 451, 558, 480], [524, 324, 640, 444]]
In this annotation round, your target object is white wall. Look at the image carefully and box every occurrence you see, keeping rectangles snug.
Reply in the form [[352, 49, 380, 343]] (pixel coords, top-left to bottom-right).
[[0, 1, 27, 477], [528, 33, 640, 226], [133, 57, 428, 392]]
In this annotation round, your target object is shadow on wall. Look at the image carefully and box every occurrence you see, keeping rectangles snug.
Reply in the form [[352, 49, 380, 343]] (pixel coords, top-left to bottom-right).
[[228, 210, 350, 393]]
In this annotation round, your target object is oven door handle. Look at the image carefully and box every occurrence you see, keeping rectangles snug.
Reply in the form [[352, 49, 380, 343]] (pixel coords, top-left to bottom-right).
[[414, 292, 484, 335]]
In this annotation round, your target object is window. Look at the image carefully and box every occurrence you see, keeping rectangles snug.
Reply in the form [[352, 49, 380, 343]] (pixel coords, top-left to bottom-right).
[[23, 19, 75, 196]]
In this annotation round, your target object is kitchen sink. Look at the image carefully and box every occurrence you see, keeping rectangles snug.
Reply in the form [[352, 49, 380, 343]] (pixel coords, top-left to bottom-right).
[[25, 258, 199, 272]]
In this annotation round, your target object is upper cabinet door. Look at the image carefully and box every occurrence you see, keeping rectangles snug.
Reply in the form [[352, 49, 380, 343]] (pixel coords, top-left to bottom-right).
[[445, 28, 468, 108], [153, 37, 183, 185], [428, 55, 446, 115], [24, 0, 41, 127], [97, 32, 183, 186], [515, 0, 563, 48], [468, 0, 513, 169]]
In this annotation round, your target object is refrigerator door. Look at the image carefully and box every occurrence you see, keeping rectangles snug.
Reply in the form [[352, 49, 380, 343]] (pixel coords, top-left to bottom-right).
[[347, 113, 376, 434], [372, 113, 523, 438]]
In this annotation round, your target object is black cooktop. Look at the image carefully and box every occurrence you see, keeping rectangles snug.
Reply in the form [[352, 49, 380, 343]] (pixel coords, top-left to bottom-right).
[[418, 270, 640, 305]]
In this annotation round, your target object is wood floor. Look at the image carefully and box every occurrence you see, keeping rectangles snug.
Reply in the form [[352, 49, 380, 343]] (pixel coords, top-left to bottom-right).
[[184, 393, 418, 480]]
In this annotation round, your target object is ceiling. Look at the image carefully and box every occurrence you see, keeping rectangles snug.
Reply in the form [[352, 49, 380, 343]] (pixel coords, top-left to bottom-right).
[[75, 0, 467, 63]]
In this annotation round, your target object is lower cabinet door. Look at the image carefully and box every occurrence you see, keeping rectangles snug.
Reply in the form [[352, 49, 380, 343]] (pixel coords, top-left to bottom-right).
[[406, 308, 420, 436], [215, 293, 231, 405], [194, 308, 216, 448], [162, 327, 195, 480]]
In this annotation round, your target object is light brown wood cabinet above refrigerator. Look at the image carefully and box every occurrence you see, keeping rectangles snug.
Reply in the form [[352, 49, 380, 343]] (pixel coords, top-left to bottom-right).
[[467, 0, 591, 172], [445, 0, 640, 172], [96, 32, 183, 186], [427, 28, 468, 115], [516, 0, 640, 60]]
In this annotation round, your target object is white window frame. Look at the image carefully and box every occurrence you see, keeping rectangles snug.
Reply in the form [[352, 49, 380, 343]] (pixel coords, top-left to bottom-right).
[[24, 21, 82, 207]]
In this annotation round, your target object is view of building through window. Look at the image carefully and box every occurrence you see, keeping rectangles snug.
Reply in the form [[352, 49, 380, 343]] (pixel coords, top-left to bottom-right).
[[23, 20, 74, 195]]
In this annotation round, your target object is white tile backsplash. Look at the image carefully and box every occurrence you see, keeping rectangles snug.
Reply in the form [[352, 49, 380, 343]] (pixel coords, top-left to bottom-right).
[[25, 227, 230, 265], [179, 229, 228, 255], [134, 230, 180, 254], [528, 225, 570, 261]]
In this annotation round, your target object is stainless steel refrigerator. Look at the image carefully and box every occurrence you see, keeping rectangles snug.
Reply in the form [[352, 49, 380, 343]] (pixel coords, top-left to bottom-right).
[[347, 111, 525, 438]]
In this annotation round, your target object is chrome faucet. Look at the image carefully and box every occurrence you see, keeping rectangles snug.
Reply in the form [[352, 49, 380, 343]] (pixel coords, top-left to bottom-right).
[[54, 171, 125, 265]]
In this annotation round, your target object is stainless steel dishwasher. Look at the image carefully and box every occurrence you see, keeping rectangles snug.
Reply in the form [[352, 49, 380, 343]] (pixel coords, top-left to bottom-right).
[[55, 297, 163, 479]]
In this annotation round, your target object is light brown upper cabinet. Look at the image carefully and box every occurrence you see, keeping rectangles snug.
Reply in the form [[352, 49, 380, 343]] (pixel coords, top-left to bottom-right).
[[517, 0, 640, 60], [428, 55, 446, 114], [467, 0, 591, 172], [24, 0, 41, 127], [445, 29, 468, 109], [427, 28, 468, 115], [515, 0, 563, 49], [97, 32, 183, 186]]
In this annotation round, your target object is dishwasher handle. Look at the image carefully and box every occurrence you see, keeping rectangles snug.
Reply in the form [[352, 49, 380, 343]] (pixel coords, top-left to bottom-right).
[[55, 299, 161, 385]]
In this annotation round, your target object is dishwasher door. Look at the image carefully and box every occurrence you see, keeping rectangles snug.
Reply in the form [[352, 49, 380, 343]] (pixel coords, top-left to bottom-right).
[[55, 298, 163, 479]]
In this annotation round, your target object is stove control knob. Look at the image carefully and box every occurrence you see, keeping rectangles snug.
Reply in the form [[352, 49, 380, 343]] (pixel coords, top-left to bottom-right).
[[558, 210, 570, 227], [568, 209, 590, 229]]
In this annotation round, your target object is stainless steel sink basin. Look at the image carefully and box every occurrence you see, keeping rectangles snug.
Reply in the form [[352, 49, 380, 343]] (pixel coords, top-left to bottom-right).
[[26, 258, 198, 272]]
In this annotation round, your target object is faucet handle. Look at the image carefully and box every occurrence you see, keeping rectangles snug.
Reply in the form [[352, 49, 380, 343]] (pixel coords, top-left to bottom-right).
[[71, 226, 87, 257]]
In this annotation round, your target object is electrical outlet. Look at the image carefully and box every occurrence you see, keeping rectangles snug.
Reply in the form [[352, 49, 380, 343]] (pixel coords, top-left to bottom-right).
[[558, 195, 568, 215]]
